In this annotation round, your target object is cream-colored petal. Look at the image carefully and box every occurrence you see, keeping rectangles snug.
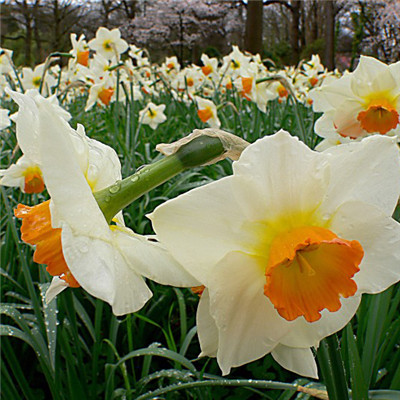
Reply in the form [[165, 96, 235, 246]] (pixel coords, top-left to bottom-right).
[[314, 112, 338, 139], [231, 131, 329, 221], [112, 227, 200, 287], [208, 252, 290, 375], [322, 135, 400, 216], [37, 100, 110, 237], [279, 295, 361, 348], [272, 344, 318, 378], [330, 201, 400, 294], [62, 224, 152, 315], [197, 289, 219, 358], [149, 176, 251, 282]]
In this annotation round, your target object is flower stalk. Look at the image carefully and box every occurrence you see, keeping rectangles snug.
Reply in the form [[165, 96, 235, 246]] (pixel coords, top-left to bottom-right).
[[94, 135, 225, 224]]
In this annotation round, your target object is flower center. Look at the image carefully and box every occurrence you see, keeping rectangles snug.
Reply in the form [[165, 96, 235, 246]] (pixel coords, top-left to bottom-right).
[[77, 50, 90, 67], [98, 88, 114, 106], [309, 76, 319, 87], [357, 97, 399, 135], [197, 107, 213, 123], [103, 40, 113, 51], [147, 107, 156, 118], [14, 201, 79, 287], [241, 77, 253, 100], [277, 84, 288, 98], [32, 77, 41, 87], [23, 166, 45, 194], [264, 226, 363, 322], [202, 65, 212, 76]]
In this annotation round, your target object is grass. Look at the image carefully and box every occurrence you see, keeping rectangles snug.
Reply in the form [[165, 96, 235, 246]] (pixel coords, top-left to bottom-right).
[[1, 82, 400, 399]]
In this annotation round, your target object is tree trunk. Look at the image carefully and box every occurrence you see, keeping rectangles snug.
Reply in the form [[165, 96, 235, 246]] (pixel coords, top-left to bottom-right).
[[244, 0, 263, 55], [324, 0, 335, 70], [33, 0, 44, 63], [22, 0, 33, 66], [290, 0, 301, 64]]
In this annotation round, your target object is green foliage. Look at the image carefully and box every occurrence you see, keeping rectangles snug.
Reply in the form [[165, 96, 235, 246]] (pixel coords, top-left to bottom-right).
[[1, 81, 399, 399], [299, 39, 325, 63]]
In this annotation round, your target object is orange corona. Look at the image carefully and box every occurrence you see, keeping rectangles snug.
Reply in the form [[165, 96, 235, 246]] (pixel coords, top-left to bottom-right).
[[197, 107, 213, 123], [264, 226, 363, 322], [357, 98, 399, 135], [23, 166, 45, 194], [77, 50, 90, 67], [15, 201, 80, 287], [98, 88, 114, 106]]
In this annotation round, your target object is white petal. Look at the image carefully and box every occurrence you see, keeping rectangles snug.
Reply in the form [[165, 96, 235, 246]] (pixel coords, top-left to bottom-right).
[[330, 201, 400, 294], [272, 345, 318, 379], [208, 251, 290, 375], [323, 135, 400, 216], [45, 277, 69, 303], [62, 224, 152, 315], [197, 289, 219, 358], [149, 177, 251, 282], [231, 131, 329, 221], [37, 100, 110, 237], [279, 295, 361, 348], [112, 227, 200, 287]]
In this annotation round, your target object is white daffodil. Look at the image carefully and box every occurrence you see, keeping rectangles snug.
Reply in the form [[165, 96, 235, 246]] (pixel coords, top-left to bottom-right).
[[150, 131, 400, 378], [70, 33, 90, 67], [200, 54, 218, 78], [14, 97, 198, 315], [88, 27, 128, 61], [195, 96, 220, 128], [310, 56, 400, 147], [139, 102, 167, 130], [0, 155, 44, 193], [21, 63, 57, 94], [1, 89, 72, 194]]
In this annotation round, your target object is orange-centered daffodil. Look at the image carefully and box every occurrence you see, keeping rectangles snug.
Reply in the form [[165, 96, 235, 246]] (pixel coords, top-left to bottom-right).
[[150, 131, 400, 378]]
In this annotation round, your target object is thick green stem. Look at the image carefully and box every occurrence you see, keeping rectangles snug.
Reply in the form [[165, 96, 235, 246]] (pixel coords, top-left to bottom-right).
[[317, 334, 349, 400], [94, 136, 224, 224]]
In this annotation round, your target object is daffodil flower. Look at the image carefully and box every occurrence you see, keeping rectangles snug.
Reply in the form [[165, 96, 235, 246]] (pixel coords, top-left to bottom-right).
[[138, 102, 167, 130], [88, 27, 128, 61], [12, 92, 198, 314], [150, 130, 400, 378], [195, 96, 220, 128], [310, 56, 400, 147]]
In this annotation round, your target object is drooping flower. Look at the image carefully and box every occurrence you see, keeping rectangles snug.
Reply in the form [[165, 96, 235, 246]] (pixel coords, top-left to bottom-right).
[[138, 102, 167, 130], [310, 56, 400, 148], [13, 92, 198, 314], [150, 131, 400, 377]]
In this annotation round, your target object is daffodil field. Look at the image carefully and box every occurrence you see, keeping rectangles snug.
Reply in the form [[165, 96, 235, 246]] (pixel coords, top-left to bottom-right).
[[1, 27, 400, 400]]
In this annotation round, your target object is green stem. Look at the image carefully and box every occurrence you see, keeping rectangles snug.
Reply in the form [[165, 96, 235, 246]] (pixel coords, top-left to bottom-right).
[[317, 333, 349, 400], [134, 379, 298, 400], [94, 135, 224, 223]]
